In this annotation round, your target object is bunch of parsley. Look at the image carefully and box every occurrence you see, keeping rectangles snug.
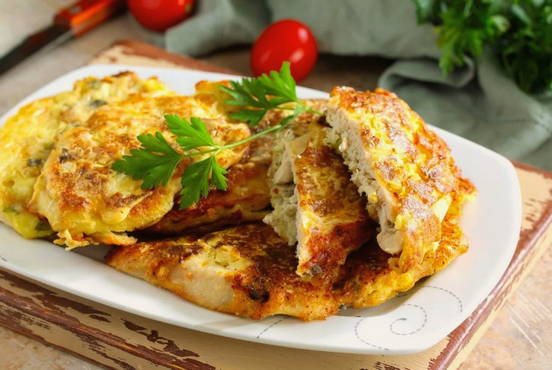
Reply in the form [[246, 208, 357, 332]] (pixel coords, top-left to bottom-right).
[[413, 0, 552, 93], [112, 62, 319, 209]]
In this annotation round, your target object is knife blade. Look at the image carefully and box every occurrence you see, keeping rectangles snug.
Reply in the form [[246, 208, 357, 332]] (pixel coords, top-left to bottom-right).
[[0, 25, 71, 75], [0, 0, 126, 76]]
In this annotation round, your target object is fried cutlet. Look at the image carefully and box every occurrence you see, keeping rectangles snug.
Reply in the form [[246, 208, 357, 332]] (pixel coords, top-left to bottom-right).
[[107, 223, 339, 320], [264, 122, 374, 279], [106, 194, 468, 321], [147, 134, 272, 235], [326, 87, 475, 272], [106, 87, 475, 321], [148, 81, 329, 235], [0, 72, 172, 238], [29, 95, 250, 248]]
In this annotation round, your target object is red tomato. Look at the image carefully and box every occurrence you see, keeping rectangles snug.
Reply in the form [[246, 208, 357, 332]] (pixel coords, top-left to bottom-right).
[[251, 19, 318, 82], [128, 0, 195, 32]]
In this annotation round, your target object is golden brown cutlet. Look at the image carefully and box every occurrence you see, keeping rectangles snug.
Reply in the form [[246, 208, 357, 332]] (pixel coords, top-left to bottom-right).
[[107, 192, 469, 321], [327, 87, 475, 272], [29, 95, 250, 248]]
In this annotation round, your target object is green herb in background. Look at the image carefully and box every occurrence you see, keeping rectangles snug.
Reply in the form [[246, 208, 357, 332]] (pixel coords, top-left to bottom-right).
[[112, 62, 320, 209], [413, 0, 552, 93]]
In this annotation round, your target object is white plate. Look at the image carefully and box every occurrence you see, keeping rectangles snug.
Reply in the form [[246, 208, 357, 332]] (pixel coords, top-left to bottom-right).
[[0, 65, 521, 355]]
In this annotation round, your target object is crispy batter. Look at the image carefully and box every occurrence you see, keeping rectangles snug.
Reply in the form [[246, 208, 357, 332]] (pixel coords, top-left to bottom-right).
[[265, 122, 374, 279], [336, 194, 469, 308], [107, 223, 339, 320], [3, 72, 476, 321], [0, 72, 172, 238], [194, 80, 240, 118], [293, 124, 374, 279], [326, 87, 475, 272], [106, 87, 474, 321], [147, 136, 272, 234], [29, 96, 250, 248], [148, 81, 327, 235], [107, 194, 468, 320]]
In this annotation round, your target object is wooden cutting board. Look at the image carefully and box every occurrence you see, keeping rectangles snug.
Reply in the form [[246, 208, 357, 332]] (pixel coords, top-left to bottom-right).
[[0, 40, 551, 370]]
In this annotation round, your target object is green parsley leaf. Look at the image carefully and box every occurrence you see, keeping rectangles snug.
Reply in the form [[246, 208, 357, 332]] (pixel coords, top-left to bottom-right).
[[179, 157, 212, 209], [112, 132, 180, 190], [179, 156, 227, 209], [222, 79, 271, 108], [218, 62, 304, 126], [165, 114, 216, 150], [413, 0, 440, 22], [229, 108, 268, 127], [257, 62, 298, 103], [211, 159, 229, 191]]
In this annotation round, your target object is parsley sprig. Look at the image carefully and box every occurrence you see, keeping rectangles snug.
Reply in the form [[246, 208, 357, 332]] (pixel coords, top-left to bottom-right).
[[413, 0, 552, 93], [220, 62, 318, 126], [112, 62, 320, 209]]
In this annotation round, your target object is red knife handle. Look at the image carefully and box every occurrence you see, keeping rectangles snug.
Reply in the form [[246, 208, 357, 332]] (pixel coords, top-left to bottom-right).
[[54, 0, 126, 36]]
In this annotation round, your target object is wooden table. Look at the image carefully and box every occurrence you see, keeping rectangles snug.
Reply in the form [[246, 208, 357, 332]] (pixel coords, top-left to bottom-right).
[[0, 9, 550, 367]]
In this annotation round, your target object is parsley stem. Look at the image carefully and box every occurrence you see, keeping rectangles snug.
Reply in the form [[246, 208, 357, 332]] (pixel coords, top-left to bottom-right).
[[181, 147, 219, 158], [220, 124, 284, 150], [280, 104, 322, 116], [181, 123, 285, 159], [306, 107, 322, 115]]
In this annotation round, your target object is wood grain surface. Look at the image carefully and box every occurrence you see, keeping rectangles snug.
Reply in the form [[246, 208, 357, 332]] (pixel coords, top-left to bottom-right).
[[0, 40, 550, 370]]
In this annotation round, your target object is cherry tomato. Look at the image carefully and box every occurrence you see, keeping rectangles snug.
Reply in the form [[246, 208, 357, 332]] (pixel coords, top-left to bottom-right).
[[251, 19, 318, 82], [128, 0, 195, 32]]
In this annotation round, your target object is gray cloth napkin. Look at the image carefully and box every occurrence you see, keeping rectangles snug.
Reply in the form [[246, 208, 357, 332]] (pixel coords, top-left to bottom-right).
[[146, 0, 552, 170]]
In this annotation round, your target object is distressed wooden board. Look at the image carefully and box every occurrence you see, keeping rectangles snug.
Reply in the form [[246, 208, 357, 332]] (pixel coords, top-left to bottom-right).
[[0, 40, 550, 369], [90, 40, 239, 75]]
